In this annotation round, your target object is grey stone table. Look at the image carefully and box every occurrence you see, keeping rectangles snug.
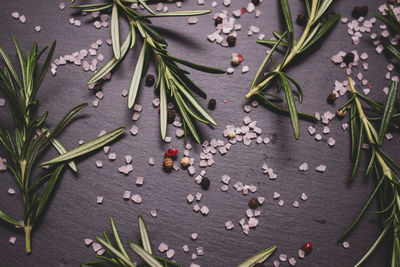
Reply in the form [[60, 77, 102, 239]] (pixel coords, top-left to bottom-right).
[[0, 0, 398, 266]]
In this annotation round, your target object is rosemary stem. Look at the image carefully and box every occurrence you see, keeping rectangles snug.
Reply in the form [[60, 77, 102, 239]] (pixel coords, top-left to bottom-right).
[[348, 77, 376, 144], [24, 224, 32, 254], [246, 1, 317, 99], [376, 152, 396, 185]]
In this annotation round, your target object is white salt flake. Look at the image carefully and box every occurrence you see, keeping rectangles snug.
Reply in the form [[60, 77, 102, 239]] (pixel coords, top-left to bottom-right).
[[95, 160, 103, 168], [19, 15, 26, 24], [159, 243, 168, 253], [200, 205, 209, 215], [8, 188, 15, 195], [150, 210, 157, 217], [123, 191, 131, 200], [9, 237, 16, 245], [166, 249, 175, 259], [279, 254, 287, 262], [316, 165, 327, 172], [108, 153, 116, 160], [298, 249, 305, 258], [131, 194, 142, 204], [288, 258, 297, 266], [84, 238, 93, 246], [225, 220, 234, 230], [11, 12, 19, 19], [273, 192, 280, 199], [293, 201, 299, 208], [301, 193, 308, 201], [92, 242, 102, 252], [343, 241, 350, 248], [96, 196, 103, 204], [298, 163, 308, 171]]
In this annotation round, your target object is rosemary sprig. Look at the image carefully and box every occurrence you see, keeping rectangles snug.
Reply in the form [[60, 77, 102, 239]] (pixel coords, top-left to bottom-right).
[[83, 216, 276, 267], [376, 3, 400, 61], [246, 0, 339, 139], [82, 216, 183, 267], [70, 1, 225, 143], [0, 37, 125, 254], [338, 77, 400, 267]]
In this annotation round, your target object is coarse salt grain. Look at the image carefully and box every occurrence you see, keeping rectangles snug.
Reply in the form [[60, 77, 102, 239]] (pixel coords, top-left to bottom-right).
[[96, 196, 103, 204], [343, 241, 350, 248], [316, 164, 327, 172], [9, 237, 16, 245], [131, 194, 142, 204], [225, 220, 234, 230], [123, 191, 131, 200], [8, 188, 15, 195], [84, 238, 93, 246], [159, 243, 168, 253], [166, 249, 175, 259]]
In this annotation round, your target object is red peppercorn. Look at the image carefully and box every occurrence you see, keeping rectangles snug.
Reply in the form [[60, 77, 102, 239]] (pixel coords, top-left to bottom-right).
[[301, 242, 313, 254], [241, 7, 247, 14], [237, 54, 244, 63], [164, 148, 178, 158]]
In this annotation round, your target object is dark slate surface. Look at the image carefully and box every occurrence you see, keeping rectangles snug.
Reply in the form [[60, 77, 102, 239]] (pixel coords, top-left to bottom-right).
[[0, 0, 398, 266]]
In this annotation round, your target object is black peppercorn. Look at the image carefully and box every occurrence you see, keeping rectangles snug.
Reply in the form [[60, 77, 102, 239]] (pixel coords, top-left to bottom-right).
[[251, 0, 260, 6], [93, 83, 102, 91], [227, 36, 236, 47], [208, 98, 216, 110], [215, 16, 223, 26], [327, 93, 337, 104], [352, 6, 368, 19], [248, 197, 260, 209], [200, 177, 210, 190], [145, 74, 155, 86], [167, 110, 176, 123], [343, 52, 355, 65], [296, 13, 307, 26]]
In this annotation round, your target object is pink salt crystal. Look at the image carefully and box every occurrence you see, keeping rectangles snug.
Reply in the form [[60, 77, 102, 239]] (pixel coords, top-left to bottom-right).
[[131, 194, 142, 204]]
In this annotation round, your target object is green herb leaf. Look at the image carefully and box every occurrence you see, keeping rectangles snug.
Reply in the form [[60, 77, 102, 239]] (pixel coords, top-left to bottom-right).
[[128, 242, 163, 267], [175, 82, 217, 126], [378, 80, 398, 144], [39, 127, 125, 166], [34, 165, 65, 221], [97, 238, 136, 267], [0, 208, 23, 227], [87, 31, 132, 84], [111, 3, 121, 60], [237, 245, 276, 267], [279, 0, 293, 34], [168, 55, 225, 74], [82, 4, 113, 13], [0, 45, 22, 88], [175, 92, 201, 143], [137, 0, 155, 15], [159, 77, 167, 140], [48, 103, 88, 140], [351, 126, 364, 180], [146, 9, 211, 17], [128, 42, 147, 109], [279, 72, 299, 139], [353, 226, 390, 267], [138, 215, 152, 254], [300, 13, 340, 53], [384, 43, 400, 61], [41, 127, 78, 172], [110, 218, 131, 260], [338, 176, 385, 242]]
